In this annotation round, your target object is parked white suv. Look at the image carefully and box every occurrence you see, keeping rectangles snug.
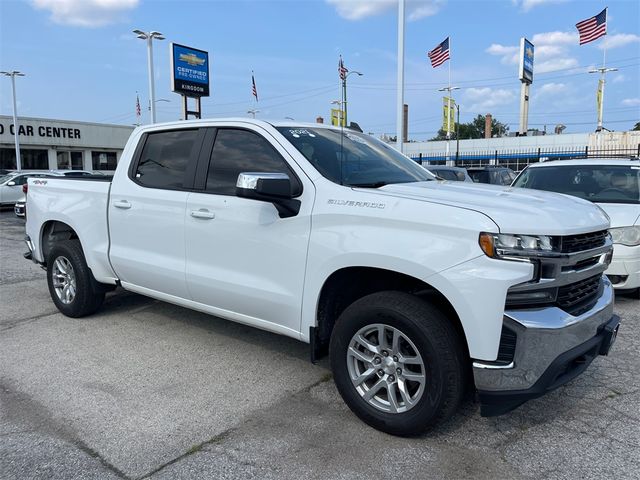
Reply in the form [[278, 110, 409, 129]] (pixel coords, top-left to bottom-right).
[[513, 159, 640, 295], [24, 120, 620, 434]]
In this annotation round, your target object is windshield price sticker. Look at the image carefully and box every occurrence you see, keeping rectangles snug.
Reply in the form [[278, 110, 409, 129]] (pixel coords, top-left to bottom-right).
[[288, 129, 316, 138]]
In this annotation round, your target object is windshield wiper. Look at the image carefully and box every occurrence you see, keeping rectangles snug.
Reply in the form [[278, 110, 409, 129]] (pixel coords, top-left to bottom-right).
[[350, 181, 390, 188]]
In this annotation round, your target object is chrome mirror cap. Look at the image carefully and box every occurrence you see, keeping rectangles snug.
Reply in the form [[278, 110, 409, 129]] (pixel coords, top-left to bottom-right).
[[236, 172, 290, 190]]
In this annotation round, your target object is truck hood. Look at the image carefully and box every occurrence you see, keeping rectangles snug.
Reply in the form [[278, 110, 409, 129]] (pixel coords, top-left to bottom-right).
[[595, 203, 640, 228], [372, 181, 610, 235]]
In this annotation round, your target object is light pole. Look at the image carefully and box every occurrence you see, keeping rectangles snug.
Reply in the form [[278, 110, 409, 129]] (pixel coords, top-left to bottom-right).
[[1, 70, 25, 170], [133, 29, 165, 124], [342, 70, 362, 127], [247, 109, 259, 119], [438, 85, 460, 165], [589, 66, 617, 132]]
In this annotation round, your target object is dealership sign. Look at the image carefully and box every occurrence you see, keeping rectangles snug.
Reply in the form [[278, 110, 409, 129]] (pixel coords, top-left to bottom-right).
[[171, 43, 210, 97], [519, 38, 534, 84]]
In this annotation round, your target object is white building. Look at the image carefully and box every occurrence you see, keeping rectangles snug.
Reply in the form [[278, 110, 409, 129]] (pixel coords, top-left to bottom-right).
[[0, 116, 134, 172]]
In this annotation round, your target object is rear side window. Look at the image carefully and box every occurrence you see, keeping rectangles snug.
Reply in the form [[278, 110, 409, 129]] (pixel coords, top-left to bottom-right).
[[206, 129, 301, 196], [135, 129, 200, 189]]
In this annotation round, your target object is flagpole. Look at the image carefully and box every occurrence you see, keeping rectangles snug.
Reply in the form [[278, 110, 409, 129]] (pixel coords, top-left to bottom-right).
[[598, 7, 607, 132], [446, 37, 451, 165], [396, 0, 405, 153]]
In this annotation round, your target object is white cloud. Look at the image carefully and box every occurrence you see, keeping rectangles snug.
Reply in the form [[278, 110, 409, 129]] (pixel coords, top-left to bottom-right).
[[598, 33, 640, 50], [531, 31, 578, 45], [326, 0, 444, 21], [486, 30, 581, 74], [621, 98, 640, 107], [536, 57, 579, 73], [612, 74, 627, 84], [536, 82, 567, 97], [513, 0, 568, 12], [465, 87, 516, 112], [31, 0, 139, 27]]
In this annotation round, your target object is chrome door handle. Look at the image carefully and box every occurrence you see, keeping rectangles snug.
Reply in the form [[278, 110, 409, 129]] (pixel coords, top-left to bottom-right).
[[190, 209, 215, 219], [113, 200, 131, 209]]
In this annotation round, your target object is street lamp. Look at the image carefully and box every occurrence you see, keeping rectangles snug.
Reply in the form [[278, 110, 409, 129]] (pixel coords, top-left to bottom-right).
[[247, 109, 259, 119], [1, 70, 25, 171], [589, 66, 618, 132], [342, 70, 363, 127], [133, 29, 165, 124]]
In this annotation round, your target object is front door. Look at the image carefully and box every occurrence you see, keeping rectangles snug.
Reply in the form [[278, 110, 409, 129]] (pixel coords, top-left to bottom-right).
[[185, 126, 313, 335]]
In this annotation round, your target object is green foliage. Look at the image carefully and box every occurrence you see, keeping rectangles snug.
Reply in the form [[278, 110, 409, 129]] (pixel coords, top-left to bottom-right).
[[429, 114, 509, 141]]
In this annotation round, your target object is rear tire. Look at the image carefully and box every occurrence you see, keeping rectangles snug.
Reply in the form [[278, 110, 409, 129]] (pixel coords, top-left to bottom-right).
[[46, 240, 105, 317], [329, 291, 466, 436]]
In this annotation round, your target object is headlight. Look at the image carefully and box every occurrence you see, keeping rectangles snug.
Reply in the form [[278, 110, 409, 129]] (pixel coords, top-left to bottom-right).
[[609, 226, 640, 246], [479, 232, 557, 258]]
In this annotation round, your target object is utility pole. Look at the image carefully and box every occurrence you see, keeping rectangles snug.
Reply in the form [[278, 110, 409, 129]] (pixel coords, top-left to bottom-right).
[[1, 70, 25, 171], [133, 30, 165, 124]]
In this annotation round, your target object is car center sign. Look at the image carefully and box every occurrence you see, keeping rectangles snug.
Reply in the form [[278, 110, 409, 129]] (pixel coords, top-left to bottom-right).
[[519, 38, 534, 84], [170, 43, 210, 97]]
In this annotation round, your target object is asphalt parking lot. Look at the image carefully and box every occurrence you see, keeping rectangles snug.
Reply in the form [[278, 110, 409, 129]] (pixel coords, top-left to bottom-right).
[[1, 209, 638, 480]]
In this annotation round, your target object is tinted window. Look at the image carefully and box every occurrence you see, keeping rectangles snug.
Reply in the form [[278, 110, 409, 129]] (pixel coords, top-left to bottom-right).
[[513, 164, 640, 204], [277, 127, 433, 187], [206, 129, 300, 195], [136, 130, 199, 189]]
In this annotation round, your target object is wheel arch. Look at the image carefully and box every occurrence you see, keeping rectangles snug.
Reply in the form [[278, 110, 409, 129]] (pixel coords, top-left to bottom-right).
[[40, 220, 80, 266], [312, 266, 470, 362]]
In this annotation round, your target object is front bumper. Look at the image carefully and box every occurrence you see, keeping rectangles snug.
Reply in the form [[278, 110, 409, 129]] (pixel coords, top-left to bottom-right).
[[474, 277, 619, 416], [14, 201, 25, 217], [606, 244, 640, 290]]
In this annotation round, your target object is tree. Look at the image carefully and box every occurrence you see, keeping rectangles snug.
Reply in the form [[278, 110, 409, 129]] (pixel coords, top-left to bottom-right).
[[429, 114, 509, 141], [633, 122, 640, 131]]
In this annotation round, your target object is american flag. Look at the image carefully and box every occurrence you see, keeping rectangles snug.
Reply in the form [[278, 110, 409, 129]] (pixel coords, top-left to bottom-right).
[[428, 37, 450, 68], [576, 8, 607, 45], [338, 56, 348, 80], [251, 73, 258, 101], [135, 94, 141, 118]]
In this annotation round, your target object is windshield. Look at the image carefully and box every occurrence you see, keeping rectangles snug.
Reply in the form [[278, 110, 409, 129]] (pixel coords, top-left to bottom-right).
[[513, 164, 640, 204], [277, 127, 434, 187]]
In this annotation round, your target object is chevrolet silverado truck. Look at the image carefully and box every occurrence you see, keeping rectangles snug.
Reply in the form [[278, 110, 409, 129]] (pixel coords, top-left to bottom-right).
[[24, 119, 620, 435]]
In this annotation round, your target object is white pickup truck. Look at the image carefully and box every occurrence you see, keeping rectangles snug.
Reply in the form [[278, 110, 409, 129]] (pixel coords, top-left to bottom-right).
[[25, 119, 620, 435]]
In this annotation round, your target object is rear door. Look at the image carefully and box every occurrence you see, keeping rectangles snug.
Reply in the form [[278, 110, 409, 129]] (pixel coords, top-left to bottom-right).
[[108, 127, 205, 299], [184, 125, 314, 335]]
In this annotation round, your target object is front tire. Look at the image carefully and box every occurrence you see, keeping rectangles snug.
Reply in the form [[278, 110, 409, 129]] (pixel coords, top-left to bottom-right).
[[330, 291, 466, 436], [46, 240, 105, 317]]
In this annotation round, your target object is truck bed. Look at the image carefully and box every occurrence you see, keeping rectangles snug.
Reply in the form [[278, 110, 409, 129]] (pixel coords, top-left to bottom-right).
[[25, 176, 117, 283]]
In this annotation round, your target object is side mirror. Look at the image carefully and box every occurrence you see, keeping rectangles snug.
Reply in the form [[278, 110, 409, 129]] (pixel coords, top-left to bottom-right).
[[7, 181, 16, 186], [236, 172, 301, 218]]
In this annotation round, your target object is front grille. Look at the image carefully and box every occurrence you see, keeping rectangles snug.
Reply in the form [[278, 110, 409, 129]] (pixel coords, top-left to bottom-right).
[[560, 230, 607, 253], [556, 274, 602, 315]]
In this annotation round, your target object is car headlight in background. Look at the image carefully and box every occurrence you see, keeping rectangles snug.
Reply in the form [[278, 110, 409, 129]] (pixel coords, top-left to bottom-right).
[[609, 226, 640, 247], [479, 232, 556, 258]]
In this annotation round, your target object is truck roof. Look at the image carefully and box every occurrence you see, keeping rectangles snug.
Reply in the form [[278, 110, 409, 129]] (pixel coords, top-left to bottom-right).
[[133, 118, 348, 134]]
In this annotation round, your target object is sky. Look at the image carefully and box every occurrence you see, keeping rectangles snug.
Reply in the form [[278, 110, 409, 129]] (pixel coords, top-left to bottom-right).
[[0, 0, 639, 140]]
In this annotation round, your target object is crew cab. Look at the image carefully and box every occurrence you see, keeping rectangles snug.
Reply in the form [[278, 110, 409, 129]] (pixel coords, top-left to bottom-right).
[[24, 119, 620, 435]]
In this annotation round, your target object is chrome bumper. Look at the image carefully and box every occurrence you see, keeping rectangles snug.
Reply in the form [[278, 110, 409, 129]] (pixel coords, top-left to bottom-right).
[[474, 276, 615, 392]]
